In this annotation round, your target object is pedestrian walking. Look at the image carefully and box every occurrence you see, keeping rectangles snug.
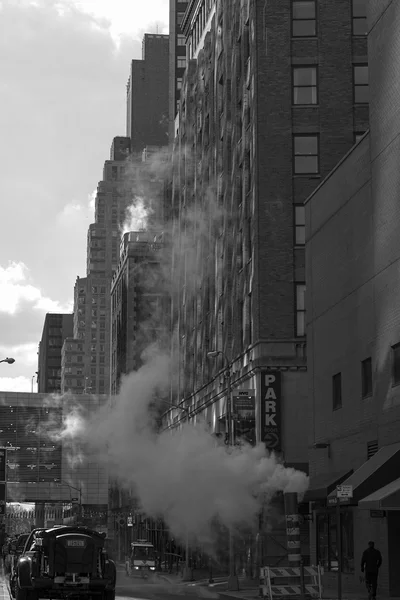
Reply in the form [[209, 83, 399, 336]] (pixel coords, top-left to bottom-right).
[[361, 541, 382, 600]]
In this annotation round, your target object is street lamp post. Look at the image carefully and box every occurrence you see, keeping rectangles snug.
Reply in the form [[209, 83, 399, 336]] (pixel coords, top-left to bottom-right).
[[0, 358, 15, 365], [207, 350, 239, 592]]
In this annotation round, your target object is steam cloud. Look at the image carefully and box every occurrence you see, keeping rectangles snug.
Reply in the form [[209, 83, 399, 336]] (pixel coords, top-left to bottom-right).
[[121, 196, 153, 235], [58, 350, 308, 547], [53, 145, 309, 548]]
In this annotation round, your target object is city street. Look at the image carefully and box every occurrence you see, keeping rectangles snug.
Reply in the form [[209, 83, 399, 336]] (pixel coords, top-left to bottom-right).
[[114, 568, 258, 600]]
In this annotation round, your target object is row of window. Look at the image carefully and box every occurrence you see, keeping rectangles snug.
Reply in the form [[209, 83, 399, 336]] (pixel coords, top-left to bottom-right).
[[332, 345, 400, 410], [292, 65, 368, 105], [292, 0, 367, 37], [180, 64, 368, 104], [64, 378, 105, 388], [293, 130, 366, 176]]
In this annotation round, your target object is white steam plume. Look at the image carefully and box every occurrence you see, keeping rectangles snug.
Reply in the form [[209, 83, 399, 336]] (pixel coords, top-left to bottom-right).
[[121, 196, 153, 235], [60, 350, 308, 547]]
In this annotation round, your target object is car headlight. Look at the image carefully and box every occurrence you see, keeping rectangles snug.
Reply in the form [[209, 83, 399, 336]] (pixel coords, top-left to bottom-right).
[[134, 566, 139, 570], [150, 567, 156, 571]]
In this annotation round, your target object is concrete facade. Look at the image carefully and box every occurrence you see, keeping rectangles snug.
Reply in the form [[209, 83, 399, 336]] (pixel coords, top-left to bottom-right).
[[127, 34, 170, 153], [110, 231, 167, 394], [62, 137, 132, 397], [0, 392, 108, 507], [37, 313, 73, 394], [168, 0, 189, 141], [305, 1, 400, 595]]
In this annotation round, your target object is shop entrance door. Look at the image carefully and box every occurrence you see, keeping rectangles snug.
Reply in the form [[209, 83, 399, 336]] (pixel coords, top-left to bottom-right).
[[387, 511, 400, 596]]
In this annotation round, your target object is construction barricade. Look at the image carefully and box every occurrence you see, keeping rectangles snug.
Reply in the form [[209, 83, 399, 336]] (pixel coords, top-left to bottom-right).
[[260, 565, 323, 599]]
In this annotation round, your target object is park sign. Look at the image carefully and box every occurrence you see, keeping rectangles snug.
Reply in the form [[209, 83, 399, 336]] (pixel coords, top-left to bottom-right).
[[260, 371, 282, 453]]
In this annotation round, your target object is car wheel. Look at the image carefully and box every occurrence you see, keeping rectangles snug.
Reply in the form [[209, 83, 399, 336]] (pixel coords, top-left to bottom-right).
[[15, 582, 27, 600], [10, 578, 16, 598]]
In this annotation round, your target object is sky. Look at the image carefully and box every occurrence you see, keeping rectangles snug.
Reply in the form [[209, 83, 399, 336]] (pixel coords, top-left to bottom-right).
[[0, 0, 169, 392]]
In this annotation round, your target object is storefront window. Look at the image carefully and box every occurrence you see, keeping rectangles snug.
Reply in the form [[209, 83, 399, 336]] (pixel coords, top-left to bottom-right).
[[316, 510, 354, 573]]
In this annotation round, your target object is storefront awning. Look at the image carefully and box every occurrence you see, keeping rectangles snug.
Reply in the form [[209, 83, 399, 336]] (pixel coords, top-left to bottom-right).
[[358, 477, 400, 510], [327, 442, 400, 505], [303, 470, 353, 502]]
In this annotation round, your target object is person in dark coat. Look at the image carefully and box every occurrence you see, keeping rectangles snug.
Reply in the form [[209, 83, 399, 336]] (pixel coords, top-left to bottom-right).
[[361, 541, 382, 599]]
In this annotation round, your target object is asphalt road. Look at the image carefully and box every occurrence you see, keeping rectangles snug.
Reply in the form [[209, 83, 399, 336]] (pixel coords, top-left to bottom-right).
[[116, 572, 220, 600]]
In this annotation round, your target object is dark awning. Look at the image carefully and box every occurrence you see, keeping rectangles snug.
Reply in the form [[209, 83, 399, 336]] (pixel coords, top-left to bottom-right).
[[359, 477, 400, 510], [327, 442, 400, 506], [303, 470, 353, 502]]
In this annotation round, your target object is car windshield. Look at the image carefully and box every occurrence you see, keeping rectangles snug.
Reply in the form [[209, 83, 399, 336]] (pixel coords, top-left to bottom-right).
[[132, 546, 154, 560]]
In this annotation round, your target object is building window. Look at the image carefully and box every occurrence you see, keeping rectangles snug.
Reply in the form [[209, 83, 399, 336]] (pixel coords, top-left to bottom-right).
[[361, 357, 372, 398], [292, 0, 316, 37], [177, 57, 186, 69], [177, 77, 183, 90], [293, 66, 318, 104], [294, 135, 319, 174], [177, 34, 186, 46], [352, 0, 367, 35], [317, 511, 354, 573], [295, 283, 306, 336], [332, 372, 342, 410], [392, 343, 400, 386], [177, 11, 185, 25], [295, 206, 306, 245], [353, 65, 369, 103]]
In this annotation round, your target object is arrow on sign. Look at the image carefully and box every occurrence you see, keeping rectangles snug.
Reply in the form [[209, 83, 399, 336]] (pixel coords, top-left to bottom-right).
[[264, 433, 280, 448]]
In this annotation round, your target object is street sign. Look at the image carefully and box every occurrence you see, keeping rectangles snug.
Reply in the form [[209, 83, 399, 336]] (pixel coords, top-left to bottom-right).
[[336, 485, 353, 498]]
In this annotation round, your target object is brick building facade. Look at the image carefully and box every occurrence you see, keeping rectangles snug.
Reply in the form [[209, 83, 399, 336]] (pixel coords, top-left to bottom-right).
[[163, 0, 369, 566], [305, 1, 400, 595], [168, 0, 368, 468]]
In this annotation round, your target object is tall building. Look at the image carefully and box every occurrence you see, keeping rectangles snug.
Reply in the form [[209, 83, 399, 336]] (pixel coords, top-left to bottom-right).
[[168, 0, 189, 141], [37, 313, 73, 394], [126, 34, 170, 152], [61, 137, 133, 397], [305, 0, 400, 595], [110, 231, 166, 394], [166, 0, 369, 564]]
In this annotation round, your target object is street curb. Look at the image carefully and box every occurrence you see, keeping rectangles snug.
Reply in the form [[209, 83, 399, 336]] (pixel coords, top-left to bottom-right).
[[218, 593, 257, 600]]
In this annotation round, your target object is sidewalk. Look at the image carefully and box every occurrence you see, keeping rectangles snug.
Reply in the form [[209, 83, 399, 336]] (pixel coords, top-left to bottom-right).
[[0, 563, 10, 600]]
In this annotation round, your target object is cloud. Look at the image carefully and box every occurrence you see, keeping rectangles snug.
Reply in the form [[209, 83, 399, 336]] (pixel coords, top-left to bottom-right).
[[68, 0, 169, 41], [0, 343, 38, 367], [0, 0, 141, 305], [0, 262, 73, 315], [0, 377, 32, 393]]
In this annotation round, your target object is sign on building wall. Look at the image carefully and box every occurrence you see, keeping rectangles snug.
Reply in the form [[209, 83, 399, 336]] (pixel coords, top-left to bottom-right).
[[260, 371, 282, 453]]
